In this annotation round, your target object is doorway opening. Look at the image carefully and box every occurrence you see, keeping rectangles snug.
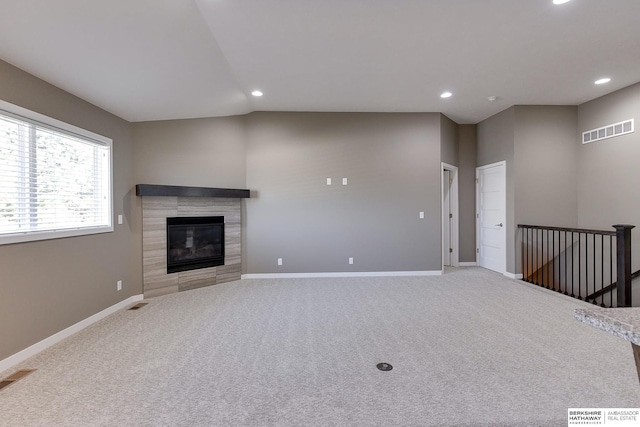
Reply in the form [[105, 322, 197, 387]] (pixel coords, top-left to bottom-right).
[[442, 163, 459, 269]]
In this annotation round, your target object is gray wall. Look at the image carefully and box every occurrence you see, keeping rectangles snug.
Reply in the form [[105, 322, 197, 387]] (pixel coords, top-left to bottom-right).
[[477, 106, 579, 274], [477, 107, 516, 272], [458, 124, 477, 263], [0, 60, 138, 362], [244, 112, 443, 273], [578, 82, 640, 276], [130, 112, 449, 275], [477, 105, 578, 274], [513, 106, 579, 271], [440, 114, 459, 167], [131, 117, 247, 189], [477, 107, 515, 168]]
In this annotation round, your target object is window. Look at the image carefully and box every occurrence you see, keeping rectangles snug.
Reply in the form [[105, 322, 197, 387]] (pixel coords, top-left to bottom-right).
[[0, 100, 112, 245]]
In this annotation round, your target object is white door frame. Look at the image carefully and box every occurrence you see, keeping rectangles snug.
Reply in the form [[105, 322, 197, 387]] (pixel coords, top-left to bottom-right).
[[443, 169, 452, 267], [441, 163, 459, 269], [475, 161, 507, 274]]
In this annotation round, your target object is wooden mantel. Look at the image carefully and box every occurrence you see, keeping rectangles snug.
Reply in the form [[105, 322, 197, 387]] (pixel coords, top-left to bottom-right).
[[136, 184, 250, 199]]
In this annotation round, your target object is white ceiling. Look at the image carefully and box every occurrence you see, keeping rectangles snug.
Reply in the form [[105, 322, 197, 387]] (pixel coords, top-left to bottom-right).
[[0, 0, 639, 124]]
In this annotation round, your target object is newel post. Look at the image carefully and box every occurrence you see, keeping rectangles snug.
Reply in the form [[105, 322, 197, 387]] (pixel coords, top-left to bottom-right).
[[614, 224, 635, 307]]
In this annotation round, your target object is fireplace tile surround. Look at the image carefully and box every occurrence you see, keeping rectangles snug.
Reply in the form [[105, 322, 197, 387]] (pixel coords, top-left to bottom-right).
[[138, 185, 249, 298]]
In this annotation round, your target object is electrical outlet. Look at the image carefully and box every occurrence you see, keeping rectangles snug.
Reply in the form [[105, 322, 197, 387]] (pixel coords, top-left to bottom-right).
[[342, 177, 348, 185], [117, 280, 122, 291], [277, 258, 283, 266], [419, 211, 425, 219], [326, 178, 332, 185], [348, 257, 354, 265]]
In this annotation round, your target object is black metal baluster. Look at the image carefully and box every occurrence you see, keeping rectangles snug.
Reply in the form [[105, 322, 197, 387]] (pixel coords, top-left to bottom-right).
[[564, 230, 568, 295], [547, 228, 551, 289], [526, 227, 529, 281], [528, 227, 531, 282], [521, 226, 525, 281], [524, 227, 528, 282], [553, 230, 557, 291], [540, 229, 547, 288], [533, 228, 538, 285], [580, 233, 589, 302], [549, 230, 556, 290], [585, 233, 589, 302], [552, 229, 555, 290], [610, 236, 613, 308], [584, 233, 588, 301], [592, 233, 597, 305], [588, 233, 591, 300], [523, 227, 526, 282], [531, 227, 535, 283], [578, 232, 582, 299], [546, 229, 550, 289], [529, 228, 533, 284], [601, 234, 605, 307], [588, 233, 592, 302], [570, 231, 575, 298]]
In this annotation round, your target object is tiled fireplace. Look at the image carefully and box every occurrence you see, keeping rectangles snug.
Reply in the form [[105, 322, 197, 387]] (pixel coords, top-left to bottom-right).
[[137, 185, 250, 298]]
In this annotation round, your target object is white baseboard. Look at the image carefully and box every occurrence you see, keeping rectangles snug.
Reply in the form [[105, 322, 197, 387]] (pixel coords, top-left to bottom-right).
[[458, 262, 477, 267], [242, 270, 442, 279], [0, 294, 144, 374], [503, 272, 524, 280]]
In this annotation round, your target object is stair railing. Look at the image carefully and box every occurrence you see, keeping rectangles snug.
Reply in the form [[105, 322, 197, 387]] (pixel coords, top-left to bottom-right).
[[517, 224, 635, 307]]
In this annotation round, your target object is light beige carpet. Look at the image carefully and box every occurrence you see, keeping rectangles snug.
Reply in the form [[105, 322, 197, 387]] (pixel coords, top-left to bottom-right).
[[1, 267, 638, 426]]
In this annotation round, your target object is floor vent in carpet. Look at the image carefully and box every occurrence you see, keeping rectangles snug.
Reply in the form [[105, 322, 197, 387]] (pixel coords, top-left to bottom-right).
[[128, 302, 148, 310], [376, 363, 393, 372], [0, 369, 36, 391]]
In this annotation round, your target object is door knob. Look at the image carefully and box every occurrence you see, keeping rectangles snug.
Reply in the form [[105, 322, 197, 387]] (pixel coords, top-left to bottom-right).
[[495, 223, 503, 227]]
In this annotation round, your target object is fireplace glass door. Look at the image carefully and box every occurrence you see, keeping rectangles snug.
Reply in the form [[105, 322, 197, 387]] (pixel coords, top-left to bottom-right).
[[166, 216, 224, 273]]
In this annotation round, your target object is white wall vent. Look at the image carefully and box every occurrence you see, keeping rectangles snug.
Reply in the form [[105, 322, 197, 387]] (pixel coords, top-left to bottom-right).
[[582, 119, 634, 144]]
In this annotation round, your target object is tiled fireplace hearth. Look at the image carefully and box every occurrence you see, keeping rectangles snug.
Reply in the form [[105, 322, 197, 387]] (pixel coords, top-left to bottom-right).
[[137, 185, 250, 298]]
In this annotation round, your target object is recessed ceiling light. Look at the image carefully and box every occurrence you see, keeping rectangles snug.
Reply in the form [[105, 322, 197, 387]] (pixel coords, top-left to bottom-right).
[[553, 0, 571, 5], [594, 78, 611, 85], [251, 90, 263, 97], [440, 91, 453, 99]]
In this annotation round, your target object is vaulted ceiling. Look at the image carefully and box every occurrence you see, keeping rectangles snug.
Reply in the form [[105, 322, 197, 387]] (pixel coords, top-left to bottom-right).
[[1, 0, 639, 123]]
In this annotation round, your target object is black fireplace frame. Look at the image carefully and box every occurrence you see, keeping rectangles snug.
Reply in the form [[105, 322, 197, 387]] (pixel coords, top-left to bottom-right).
[[166, 216, 225, 274]]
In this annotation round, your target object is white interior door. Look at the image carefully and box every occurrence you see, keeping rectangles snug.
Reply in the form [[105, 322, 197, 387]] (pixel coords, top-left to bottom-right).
[[442, 169, 451, 266], [476, 162, 506, 274]]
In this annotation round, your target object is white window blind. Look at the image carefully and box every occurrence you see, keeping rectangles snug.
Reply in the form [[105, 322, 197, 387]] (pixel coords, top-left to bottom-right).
[[0, 100, 112, 245]]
